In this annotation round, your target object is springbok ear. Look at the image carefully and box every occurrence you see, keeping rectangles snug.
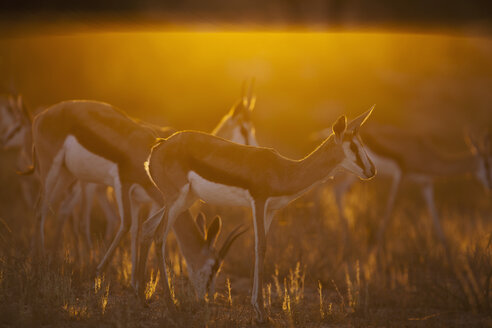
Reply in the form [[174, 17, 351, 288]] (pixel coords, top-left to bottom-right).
[[247, 93, 256, 112], [231, 99, 244, 117], [195, 212, 207, 239], [332, 115, 347, 144], [347, 104, 375, 132], [239, 78, 256, 113], [207, 216, 222, 248], [246, 78, 256, 112], [240, 79, 249, 111]]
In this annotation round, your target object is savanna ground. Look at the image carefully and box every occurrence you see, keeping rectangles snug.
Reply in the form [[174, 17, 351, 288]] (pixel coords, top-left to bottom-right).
[[1, 148, 491, 327], [0, 29, 492, 327]]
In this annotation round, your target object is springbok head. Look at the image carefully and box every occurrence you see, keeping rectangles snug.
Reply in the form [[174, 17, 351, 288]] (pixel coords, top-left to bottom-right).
[[465, 129, 492, 191], [0, 94, 30, 150], [333, 105, 376, 180], [212, 79, 258, 146], [187, 212, 247, 300]]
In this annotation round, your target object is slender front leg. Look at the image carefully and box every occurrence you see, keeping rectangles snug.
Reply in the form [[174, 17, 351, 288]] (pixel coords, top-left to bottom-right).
[[81, 182, 97, 250], [421, 183, 447, 246], [54, 182, 82, 254], [265, 209, 275, 235], [333, 185, 350, 250], [251, 199, 267, 322], [38, 168, 75, 253], [376, 171, 401, 247], [154, 187, 193, 308], [68, 200, 82, 261], [129, 186, 143, 289], [136, 206, 166, 299], [96, 187, 119, 241], [153, 206, 175, 308], [97, 181, 132, 273]]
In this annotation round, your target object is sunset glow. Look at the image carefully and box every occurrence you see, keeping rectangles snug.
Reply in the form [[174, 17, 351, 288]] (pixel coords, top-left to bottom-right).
[[0, 8, 491, 326]]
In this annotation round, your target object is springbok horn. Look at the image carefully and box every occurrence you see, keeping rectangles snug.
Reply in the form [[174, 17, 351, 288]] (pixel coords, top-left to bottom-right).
[[247, 78, 256, 111], [241, 80, 248, 107], [347, 104, 375, 132], [218, 224, 248, 261], [195, 212, 207, 239]]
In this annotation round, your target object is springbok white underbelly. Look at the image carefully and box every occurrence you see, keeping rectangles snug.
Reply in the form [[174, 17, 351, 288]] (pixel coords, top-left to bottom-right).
[[64, 135, 118, 186], [188, 170, 321, 212], [188, 171, 252, 207], [266, 182, 319, 212]]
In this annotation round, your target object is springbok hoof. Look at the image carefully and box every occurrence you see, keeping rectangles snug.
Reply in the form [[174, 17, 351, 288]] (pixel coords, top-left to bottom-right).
[[253, 306, 271, 326], [95, 265, 104, 276], [253, 314, 273, 326]]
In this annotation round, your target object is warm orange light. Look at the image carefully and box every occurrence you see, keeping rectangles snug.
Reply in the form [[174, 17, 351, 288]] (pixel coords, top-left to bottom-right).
[[0, 29, 490, 154]]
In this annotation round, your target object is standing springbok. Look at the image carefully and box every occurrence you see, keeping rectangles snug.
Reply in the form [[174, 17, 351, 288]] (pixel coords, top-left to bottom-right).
[[31, 81, 257, 295], [0, 95, 120, 251], [316, 124, 492, 251], [139, 106, 375, 322]]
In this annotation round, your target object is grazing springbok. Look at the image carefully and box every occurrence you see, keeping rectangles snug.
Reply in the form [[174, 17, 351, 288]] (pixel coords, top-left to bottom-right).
[[139, 106, 375, 321], [31, 81, 257, 295], [316, 124, 492, 251], [0, 95, 119, 250]]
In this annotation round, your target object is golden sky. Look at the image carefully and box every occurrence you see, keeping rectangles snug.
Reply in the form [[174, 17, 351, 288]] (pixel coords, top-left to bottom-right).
[[1, 30, 491, 154]]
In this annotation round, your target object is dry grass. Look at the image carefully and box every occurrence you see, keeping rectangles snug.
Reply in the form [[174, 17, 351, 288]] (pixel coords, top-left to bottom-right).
[[1, 150, 491, 327]]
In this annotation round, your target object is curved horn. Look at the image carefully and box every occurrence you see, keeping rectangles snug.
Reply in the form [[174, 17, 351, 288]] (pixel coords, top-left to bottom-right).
[[241, 80, 248, 108], [195, 212, 207, 239], [218, 224, 248, 261], [347, 104, 375, 132], [247, 78, 256, 111]]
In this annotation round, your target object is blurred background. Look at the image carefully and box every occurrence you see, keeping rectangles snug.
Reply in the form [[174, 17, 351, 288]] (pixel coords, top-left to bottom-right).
[[0, 0, 491, 156]]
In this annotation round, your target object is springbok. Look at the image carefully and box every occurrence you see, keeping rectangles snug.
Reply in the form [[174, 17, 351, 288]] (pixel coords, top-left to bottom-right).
[[0, 95, 120, 250], [66, 79, 257, 256], [31, 81, 257, 295], [139, 106, 375, 321], [316, 124, 492, 251]]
